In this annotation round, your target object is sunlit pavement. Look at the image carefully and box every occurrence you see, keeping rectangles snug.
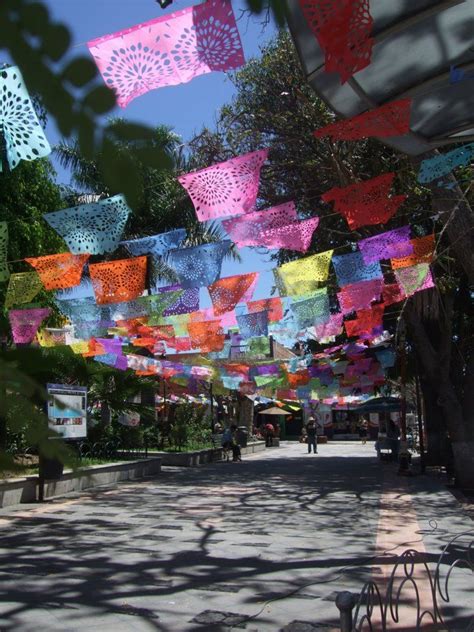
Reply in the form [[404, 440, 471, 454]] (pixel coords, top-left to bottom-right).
[[0, 442, 470, 631]]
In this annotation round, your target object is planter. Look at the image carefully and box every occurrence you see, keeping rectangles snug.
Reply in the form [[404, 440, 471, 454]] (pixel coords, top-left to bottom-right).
[[149, 441, 266, 467], [0, 457, 162, 509]]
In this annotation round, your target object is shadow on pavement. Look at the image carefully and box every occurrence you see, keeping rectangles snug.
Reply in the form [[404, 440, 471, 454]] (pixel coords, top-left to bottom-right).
[[0, 448, 469, 631]]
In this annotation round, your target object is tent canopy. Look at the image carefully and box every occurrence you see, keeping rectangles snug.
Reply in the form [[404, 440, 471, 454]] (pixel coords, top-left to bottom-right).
[[258, 406, 292, 416], [354, 396, 413, 414]]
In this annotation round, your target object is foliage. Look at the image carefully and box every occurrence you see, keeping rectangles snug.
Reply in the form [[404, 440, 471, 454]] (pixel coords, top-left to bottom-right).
[[0, 0, 172, 210], [55, 122, 192, 238], [168, 403, 211, 451], [244, 0, 288, 27], [189, 33, 434, 264], [0, 356, 74, 469], [0, 159, 67, 335]]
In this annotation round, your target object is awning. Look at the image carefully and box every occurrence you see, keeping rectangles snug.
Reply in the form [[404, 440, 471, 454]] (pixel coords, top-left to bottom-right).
[[354, 396, 413, 414], [286, 1, 474, 156]]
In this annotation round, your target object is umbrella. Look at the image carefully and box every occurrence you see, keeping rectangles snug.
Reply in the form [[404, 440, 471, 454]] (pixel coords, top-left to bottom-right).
[[258, 406, 292, 416], [354, 397, 412, 414]]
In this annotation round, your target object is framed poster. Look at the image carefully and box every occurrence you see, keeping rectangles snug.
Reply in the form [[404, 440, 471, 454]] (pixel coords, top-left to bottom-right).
[[47, 383, 87, 439]]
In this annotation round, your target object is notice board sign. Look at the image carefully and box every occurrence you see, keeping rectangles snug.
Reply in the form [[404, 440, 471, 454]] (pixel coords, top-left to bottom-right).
[[47, 384, 87, 439]]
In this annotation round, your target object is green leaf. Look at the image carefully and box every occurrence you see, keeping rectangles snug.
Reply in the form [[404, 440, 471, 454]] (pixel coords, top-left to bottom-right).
[[62, 57, 97, 87], [77, 112, 97, 160], [100, 139, 142, 208], [106, 121, 158, 143], [83, 86, 116, 114], [40, 23, 71, 61], [18, 2, 50, 35], [132, 145, 174, 172]]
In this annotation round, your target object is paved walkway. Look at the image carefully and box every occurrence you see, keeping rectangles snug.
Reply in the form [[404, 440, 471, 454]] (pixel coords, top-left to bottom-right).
[[0, 443, 471, 631]]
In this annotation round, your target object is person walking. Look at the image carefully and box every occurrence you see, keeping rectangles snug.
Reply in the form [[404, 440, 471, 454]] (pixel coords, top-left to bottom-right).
[[359, 419, 368, 445], [306, 417, 318, 454]]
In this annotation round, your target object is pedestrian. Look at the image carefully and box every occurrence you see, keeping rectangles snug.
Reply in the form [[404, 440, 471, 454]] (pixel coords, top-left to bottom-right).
[[359, 419, 368, 445], [230, 424, 242, 462], [306, 417, 318, 454], [221, 425, 233, 462], [387, 419, 400, 461], [264, 422, 275, 447]]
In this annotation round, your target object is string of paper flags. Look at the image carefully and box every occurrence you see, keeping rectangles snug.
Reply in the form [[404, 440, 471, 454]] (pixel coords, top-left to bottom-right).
[[1, 0, 470, 406]]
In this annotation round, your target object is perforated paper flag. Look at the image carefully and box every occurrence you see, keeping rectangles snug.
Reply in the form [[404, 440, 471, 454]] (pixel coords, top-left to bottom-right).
[[344, 305, 384, 339], [337, 278, 383, 314], [187, 319, 225, 352], [44, 194, 131, 255], [0, 66, 51, 171], [247, 297, 283, 323], [89, 256, 147, 305], [0, 222, 9, 282], [382, 282, 406, 306], [208, 273, 258, 316], [57, 297, 107, 323], [222, 201, 298, 245], [314, 313, 343, 341], [391, 234, 435, 270], [237, 310, 269, 339], [298, 0, 374, 83], [290, 289, 330, 329], [95, 353, 128, 371], [5, 272, 43, 309], [37, 327, 73, 348], [9, 307, 51, 344], [394, 263, 434, 297], [321, 173, 406, 230], [121, 229, 186, 258], [249, 337, 271, 356], [178, 150, 268, 221], [88, 0, 244, 108], [314, 99, 412, 140], [109, 292, 181, 322], [274, 250, 333, 296], [160, 285, 200, 317], [26, 253, 90, 290], [417, 143, 474, 183], [358, 226, 413, 264], [167, 240, 231, 288], [332, 251, 382, 287], [55, 278, 95, 302], [223, 207, 318, 251], [254, 218, 319, 252]]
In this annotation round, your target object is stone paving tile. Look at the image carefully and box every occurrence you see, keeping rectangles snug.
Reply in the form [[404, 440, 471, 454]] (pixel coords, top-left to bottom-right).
[[0, 443, 470, 631]]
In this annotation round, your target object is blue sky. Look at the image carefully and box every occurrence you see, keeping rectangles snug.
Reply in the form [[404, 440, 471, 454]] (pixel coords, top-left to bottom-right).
[[44, 0, 277, 181], [42, 0, 280, 303]]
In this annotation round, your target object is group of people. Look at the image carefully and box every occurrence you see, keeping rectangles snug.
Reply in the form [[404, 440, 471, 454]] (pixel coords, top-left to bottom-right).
[[220, 424, 242, 462]]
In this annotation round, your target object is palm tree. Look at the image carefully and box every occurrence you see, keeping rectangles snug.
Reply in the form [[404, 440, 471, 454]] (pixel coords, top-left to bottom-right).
[[54, 119, 242, 273]]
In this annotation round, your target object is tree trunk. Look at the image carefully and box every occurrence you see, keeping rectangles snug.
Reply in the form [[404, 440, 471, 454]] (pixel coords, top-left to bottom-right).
[[101, 401, 111, 426], [451, 441, 474, 490], [405, 296, 473, 488], [429, 176, 474, 286], [237, 393, 254, 434], [421, 379, 445, 465]]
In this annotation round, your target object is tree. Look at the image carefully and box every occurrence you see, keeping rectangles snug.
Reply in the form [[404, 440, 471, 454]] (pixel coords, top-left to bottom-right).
[[0, 159, 66, 336], [189, 32, 473, 487]]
